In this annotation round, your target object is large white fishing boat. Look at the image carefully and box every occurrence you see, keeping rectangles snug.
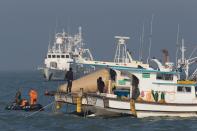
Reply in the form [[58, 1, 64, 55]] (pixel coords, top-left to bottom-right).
[[54, 35, 197, 118], [40, 27, 94, 80]]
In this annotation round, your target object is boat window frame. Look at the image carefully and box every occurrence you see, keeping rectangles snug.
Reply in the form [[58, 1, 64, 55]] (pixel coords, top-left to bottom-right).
[[195, 86, 197, 97], [48, 55, 51, 58], [61, 55, 65, 58], [177, 86, 191, 93], [57, 55, 60, 58], [156, 73, 173, 81], [52, 55, 56, 58]]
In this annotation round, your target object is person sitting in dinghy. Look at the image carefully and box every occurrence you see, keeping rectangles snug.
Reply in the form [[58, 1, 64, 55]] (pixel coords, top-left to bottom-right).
[[15, 88, 22, 105], [20, 98, 29, 107]]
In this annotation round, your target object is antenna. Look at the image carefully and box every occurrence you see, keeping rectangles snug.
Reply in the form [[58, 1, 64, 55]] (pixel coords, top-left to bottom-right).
[[175, 24, 180, 66], [78, 26, 83, 48], [79, 26, 82, 42], [147, 14, 154, 63], [181, 38, 186, 63], [48, 33, 51, 52], [48, 41, 51, 52], [114, 36, 130, 63], [139, 35, 142, 61], [55, 17, 58, 35], [66, 17, 70, 35], [189, 46, 197, 59]]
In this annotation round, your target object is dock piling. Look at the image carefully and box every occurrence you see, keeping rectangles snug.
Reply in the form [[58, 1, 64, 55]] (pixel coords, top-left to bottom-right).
[[76, 88, 83, 113], [130, 99, 137, 117]]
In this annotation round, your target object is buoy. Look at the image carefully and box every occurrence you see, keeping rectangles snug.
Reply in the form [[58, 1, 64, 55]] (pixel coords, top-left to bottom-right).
[[130, 99, 137, 117], [76, 97, 82, 113]]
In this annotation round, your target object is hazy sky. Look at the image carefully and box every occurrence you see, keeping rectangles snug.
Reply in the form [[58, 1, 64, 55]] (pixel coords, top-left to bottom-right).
[[0, 0, 197, 71]]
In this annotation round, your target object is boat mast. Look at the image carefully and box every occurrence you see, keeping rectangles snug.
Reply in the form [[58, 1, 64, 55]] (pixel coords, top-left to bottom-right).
[[181, 39, 186, 64], [179, 39, 189, 79], [79, 26, 82, 43], [175, 24, 180, 67], [147, 14, 154, 63], [178, 39, 197, 80]]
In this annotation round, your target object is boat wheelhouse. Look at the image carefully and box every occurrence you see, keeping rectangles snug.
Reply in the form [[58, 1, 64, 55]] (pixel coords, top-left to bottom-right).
[[41, 27, 94, 80]]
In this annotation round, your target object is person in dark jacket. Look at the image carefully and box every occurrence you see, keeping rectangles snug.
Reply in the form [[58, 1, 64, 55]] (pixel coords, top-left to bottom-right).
[[15, 88, 22, 105], [65, 68, 73, 93], [97, 77, 105, 93]]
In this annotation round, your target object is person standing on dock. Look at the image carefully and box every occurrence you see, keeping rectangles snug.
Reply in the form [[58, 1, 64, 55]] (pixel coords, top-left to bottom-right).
[[65, 68, 73, 93], [29, 89, 38, 105], [97, 77, 105, 93]]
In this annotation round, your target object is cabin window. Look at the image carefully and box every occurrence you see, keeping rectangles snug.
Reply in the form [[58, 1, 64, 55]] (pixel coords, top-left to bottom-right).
[[66, 55, 69, 58], [50, 62, 57, 68], [177, 86, 191, 93], [57, 55, 60, 58], [195, 87, 197, 97], [48, 55, 51, 58], [156, 73, 173, 81], [61, 55, 65, 58], [52, 55, 56, 58], [73, 55, 79, 57], [142, 73, 150, 78]]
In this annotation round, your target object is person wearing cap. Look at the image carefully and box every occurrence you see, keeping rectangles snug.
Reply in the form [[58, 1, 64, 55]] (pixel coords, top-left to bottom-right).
[[65, 68, 73, 93]]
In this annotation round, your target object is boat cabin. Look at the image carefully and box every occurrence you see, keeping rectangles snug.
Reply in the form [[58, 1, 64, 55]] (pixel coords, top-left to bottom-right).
[[108, 67, 197, 104]]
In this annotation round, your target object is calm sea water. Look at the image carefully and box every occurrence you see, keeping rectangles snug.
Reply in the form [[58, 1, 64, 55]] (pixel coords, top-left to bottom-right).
[[0, 71, 197, 131]]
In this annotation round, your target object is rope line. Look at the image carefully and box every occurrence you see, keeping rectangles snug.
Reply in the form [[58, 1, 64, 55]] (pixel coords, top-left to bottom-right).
[[25, 101, 55, 118]]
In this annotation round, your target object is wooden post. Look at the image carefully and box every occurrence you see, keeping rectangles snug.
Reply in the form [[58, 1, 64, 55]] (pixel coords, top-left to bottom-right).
[[76, 88, 83, 113], [108, 80, 112, 94], [130, 99, 137, 117]]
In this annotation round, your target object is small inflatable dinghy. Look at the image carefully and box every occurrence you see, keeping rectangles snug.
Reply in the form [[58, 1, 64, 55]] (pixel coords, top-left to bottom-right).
[[5, 103, 43, 111]]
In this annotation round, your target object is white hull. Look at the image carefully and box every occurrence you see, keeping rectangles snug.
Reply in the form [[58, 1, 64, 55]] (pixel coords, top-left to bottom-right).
[[136, 111, 197, 118], [135, 102, 197, 118], [55, 92, 197, 118], [43, 68, 66, 81], [42, 65, 94, 81], [107, 99, 197, 118]]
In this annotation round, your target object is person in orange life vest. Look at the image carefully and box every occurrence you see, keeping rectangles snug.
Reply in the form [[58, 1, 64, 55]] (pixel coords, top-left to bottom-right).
[[20, 98, 28, 107], [29, 89, 38, 105]]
